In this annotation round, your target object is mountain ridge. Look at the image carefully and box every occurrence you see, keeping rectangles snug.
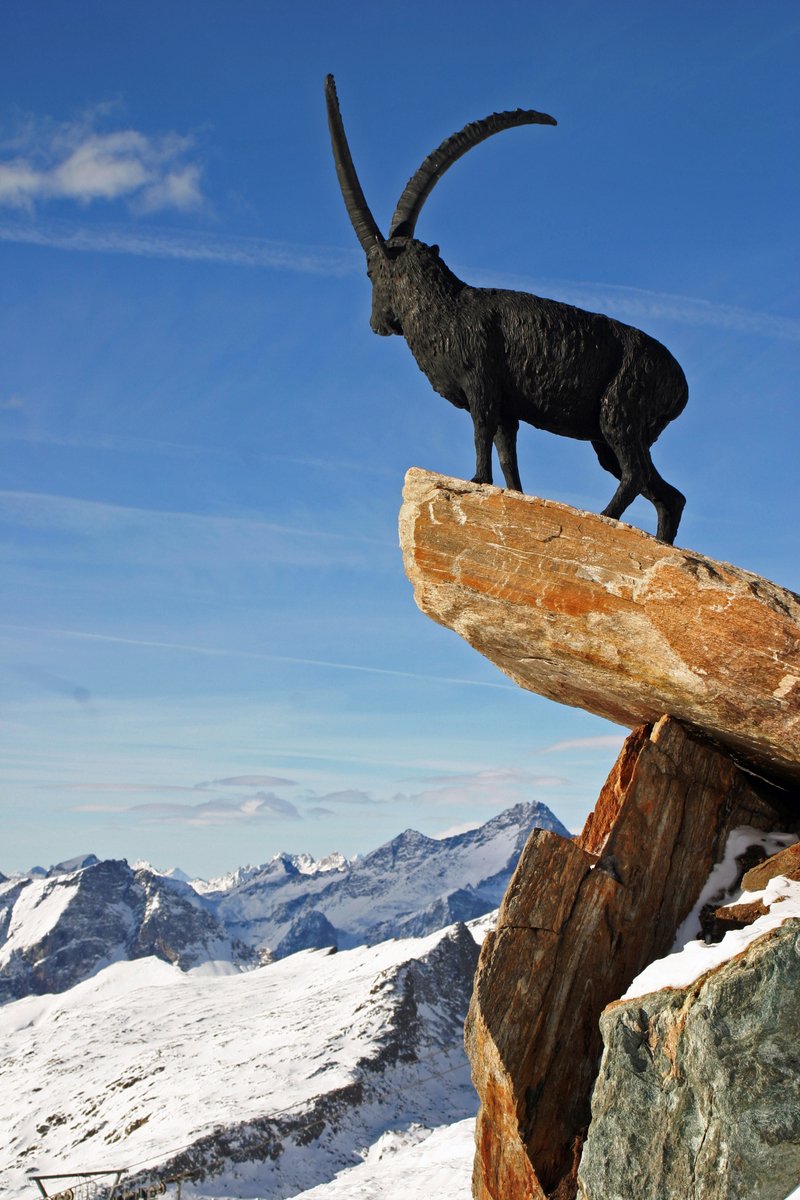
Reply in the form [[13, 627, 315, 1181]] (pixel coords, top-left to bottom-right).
[[0, 800, 568, 1003]]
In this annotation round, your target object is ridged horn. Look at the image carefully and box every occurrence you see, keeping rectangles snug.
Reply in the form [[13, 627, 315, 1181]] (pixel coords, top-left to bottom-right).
[[325, 75, 385, 257], [388, 107, 557, 240]]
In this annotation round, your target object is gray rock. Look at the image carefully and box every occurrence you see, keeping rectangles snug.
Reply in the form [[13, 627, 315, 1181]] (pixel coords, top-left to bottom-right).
[[577, 920, 800, 1200], [275, 909, 340, 956]]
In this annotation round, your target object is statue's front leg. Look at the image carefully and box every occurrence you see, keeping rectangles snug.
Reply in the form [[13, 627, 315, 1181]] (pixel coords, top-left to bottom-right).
[[468, 384, 498, 485]]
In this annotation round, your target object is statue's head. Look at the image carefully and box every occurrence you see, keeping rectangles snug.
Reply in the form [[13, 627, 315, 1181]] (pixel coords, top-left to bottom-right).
[[365, 239, 444, 336], [365, 244, 402, 336], [325, 75, 556, 330]]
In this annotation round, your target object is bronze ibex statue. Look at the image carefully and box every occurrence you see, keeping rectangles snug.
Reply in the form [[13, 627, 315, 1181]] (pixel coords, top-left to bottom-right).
[[326, 75, 687, 543]]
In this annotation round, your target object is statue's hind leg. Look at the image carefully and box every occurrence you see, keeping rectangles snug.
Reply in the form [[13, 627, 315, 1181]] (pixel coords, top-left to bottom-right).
[[598, 392, 684, 544], [641, 473, 685, 544]]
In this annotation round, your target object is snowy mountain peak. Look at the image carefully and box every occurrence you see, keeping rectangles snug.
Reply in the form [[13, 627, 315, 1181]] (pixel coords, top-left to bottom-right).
[[46, 852, 100, 877]]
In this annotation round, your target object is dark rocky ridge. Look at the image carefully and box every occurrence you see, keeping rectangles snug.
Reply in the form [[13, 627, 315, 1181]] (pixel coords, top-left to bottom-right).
[[0, 860, 247, 1004]]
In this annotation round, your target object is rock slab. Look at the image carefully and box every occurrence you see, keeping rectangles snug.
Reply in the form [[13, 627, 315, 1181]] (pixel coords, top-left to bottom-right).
[[399, 469, 800, 787], [464, 717, 785, 1200], [576, 921, 800, 1200]]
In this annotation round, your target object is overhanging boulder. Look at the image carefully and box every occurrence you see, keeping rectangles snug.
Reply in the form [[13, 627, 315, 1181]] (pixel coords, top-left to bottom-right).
[[399, 469, 800, 788]]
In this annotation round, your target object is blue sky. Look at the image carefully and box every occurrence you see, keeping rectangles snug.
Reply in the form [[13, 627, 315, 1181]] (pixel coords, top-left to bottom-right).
[[1, 2, 798, 876]]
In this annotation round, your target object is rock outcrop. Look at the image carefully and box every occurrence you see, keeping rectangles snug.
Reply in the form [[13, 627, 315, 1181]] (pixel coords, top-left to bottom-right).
[[399, 469, 800, 787], [399, 471, 800, 1200], [576, 920, 800, 1200], [464, 717, 787, 1200]]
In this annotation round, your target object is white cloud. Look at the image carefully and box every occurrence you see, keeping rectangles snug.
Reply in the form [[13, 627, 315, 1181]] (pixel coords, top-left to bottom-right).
[[72, 802, 128, 813], [204, 774, 298, 788], [305, 788, 382, 806], [0, 109, 204, 213], [394, 765, 567, 811], [412, 766, 566, 788], [541, 734, 625, 754], [128, 792, 301, 826]]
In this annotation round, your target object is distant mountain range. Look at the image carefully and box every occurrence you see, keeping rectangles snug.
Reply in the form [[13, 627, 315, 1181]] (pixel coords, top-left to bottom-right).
[[0, 801, 569, 1003]]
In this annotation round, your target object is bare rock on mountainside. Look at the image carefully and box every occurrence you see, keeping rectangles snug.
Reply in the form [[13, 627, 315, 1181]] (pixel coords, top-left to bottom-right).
[[576, 920, 800, 1200], [399, 469, 800, 787], [742, 840, 800, 892], [464, 718, 792, 1200]]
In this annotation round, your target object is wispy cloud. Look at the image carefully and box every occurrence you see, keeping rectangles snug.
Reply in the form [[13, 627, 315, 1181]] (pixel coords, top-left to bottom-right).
[[126, 792, 301, 826], [0, 211, 795, 343], [72, 802, 129, 814], [541, 734, 625, 754], [411, 766, 567, 788], [2, 622, 517, 691], [0, 489, 389, 570], [304, 788, 381, 806], [467, 267, 800, 343], [394, 765, 567, 811], [204, 774, 298, 788], [0, 426, 395, 480], [62, 782, 203, 794], [0, 216, 359, 274], [0, 107, 203, 213]]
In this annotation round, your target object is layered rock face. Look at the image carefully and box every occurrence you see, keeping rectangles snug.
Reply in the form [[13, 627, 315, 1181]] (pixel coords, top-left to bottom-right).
[[400, 469, 800, 786], [465, 718, 789, 1200], [399, 470, 800, 1200]]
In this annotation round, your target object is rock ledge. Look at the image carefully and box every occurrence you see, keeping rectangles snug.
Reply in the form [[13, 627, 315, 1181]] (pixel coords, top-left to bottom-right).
[[400, 469, 800, 786]]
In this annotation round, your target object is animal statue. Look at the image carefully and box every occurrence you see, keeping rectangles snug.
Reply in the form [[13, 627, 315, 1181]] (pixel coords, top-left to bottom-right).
[[326, 75, 688, 544]]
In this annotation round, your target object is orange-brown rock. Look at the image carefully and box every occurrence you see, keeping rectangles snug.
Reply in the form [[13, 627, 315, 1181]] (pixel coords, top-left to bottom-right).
[[464, 716, 787, 1200], [741, 841, 800, 892], [399, 469, 800, 787], [713, 898, 771, 926]]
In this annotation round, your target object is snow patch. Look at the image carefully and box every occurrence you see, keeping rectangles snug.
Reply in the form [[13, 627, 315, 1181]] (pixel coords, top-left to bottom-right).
[[0, 874, 79, 963], [622, 827, 800, 1001]]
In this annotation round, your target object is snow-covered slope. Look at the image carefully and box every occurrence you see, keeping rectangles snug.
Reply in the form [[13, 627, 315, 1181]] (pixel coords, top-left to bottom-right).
[[0, 802, 566, 1000], [1, 920, 482, 1200]]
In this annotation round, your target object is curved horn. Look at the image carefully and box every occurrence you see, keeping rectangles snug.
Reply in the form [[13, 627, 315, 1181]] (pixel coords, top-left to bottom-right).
[[388, 107, 557, 240], [325, 75, 385, 257]]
